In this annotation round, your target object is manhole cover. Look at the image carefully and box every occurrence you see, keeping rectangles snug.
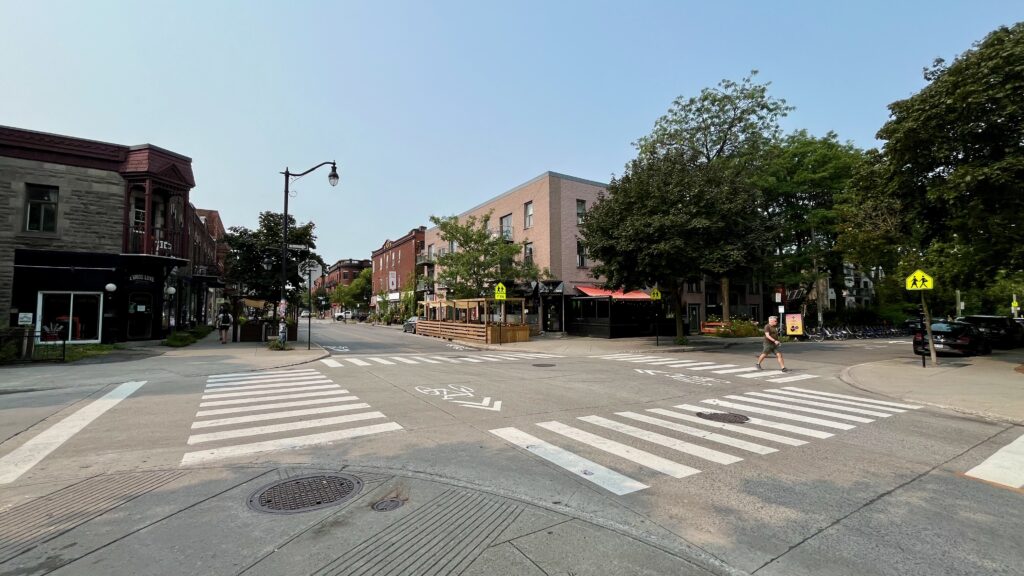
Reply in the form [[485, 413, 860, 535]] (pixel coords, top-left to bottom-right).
[[532, 363, 556, 367], [248, 474, 363, 514], [371, 498, 405, 512], [696, 412, 749, 424]]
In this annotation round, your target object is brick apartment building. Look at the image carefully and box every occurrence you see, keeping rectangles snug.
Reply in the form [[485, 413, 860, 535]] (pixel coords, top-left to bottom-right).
[[370, 227, 424, 317], [0, 125, 227, 343], [314, 258, 371, 315]]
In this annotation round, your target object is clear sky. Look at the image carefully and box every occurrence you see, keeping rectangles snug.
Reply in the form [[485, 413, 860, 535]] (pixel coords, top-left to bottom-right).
[[2, 1, 1021, 264]]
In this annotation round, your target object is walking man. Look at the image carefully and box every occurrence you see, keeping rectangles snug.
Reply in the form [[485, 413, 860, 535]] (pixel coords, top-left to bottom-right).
[[757, 315, 787, 372], [217, 305, 233, 344]]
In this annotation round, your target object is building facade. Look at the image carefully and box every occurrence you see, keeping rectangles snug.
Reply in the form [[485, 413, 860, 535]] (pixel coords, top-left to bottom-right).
[[315, 258, 371, 316], [370, 227, 424, 317]]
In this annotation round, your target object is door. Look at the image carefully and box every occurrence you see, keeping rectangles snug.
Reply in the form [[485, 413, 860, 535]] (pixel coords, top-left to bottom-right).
[[127, 292, 153, 340], [688, 303, 701, 334]]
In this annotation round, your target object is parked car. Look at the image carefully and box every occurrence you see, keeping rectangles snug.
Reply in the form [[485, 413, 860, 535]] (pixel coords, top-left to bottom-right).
[[334, 310, 354, 321], [403, 316, 419, 333], [913, 321, 991, 356], [958, 315, 1023, 348], [300, 310, 311, 318]]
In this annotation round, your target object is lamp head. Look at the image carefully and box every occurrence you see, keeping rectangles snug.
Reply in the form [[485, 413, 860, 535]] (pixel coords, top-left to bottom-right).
[[261, 256, 273, 271], [104, 283, 117, 293], [328, 162, 340, 187]]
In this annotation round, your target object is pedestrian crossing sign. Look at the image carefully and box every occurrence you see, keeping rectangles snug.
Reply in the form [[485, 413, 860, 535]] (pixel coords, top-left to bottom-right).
[[905, 269, 934, 291], [650, 288, 661, 300], [494, 282, 506, 300]]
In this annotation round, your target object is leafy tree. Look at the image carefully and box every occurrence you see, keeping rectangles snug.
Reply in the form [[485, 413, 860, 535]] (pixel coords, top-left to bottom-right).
[[430, 211, 540, 299], [331, 268, 372, 312]]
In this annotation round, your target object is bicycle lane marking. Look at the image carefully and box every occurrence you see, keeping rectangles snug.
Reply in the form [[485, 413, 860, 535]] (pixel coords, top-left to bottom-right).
[[0, 381, 147, 484]]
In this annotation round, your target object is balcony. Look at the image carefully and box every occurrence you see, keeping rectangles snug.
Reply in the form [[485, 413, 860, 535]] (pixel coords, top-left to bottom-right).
[[193, 263, 222, 277], [416, 253, 435, 265], [125, 225, 187, 258]]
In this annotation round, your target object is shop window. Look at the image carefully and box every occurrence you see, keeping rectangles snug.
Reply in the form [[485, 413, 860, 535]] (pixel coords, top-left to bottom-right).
[[25, 184, 59, 232], [38, 292, 102, 342]]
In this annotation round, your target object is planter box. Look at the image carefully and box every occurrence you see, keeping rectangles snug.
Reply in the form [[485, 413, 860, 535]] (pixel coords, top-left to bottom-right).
[[700, 321, 726, 335]]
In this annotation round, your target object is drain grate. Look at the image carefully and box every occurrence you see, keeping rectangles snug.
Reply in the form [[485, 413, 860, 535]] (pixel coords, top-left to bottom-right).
[[371, 498, 405, 512], [532, 363, 556, 368], [696, 412, 749, 424], [248, 474, 363, 514]]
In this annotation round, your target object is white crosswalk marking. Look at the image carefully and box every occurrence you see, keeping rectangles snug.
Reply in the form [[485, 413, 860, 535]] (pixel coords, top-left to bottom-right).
[[537, 422, 701, 478], [207, 369, 319, 381], [666, 361, 717, 368], [646, 409, 807, 446], [347, 358, 371, 366], [623, 356, 666, 362], [765, 374, 818, 383], [615, 412, 777, 454], [739, 370, 786, 378], [410, 356, 441, 364], [763, 389, 906, 412], [645, 358, 693, 365], [202, 384, 340, 399], [701, 399, 856, 430], [723, 395, 874, 423], [744, 392, 895, 417], [320, 358, 343, 368], [688, 364, 737, 371], [191, 402, 371, 428], [187, 411, 387, 445], [579, 416, 742, 465], [713, 367, 759, 374], [390, 357, 419, 364], [489, 427, 648, 495], [366, 357, 395, 365], [206, 371, 321, 385], [431, 357, 460, 363], [205, 374, 332, 387], [456, 357, 484, 363], [674, 404, 834, 438], [181, 423, 404, 466], [477, 355, 505, 362], [782, 387, 922, 409], [202, 380, 334, 393], [200, 390, 354, 407], [196, 395, 354, 417]]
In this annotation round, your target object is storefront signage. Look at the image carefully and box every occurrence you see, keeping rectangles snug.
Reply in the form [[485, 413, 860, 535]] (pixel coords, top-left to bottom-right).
[[785, 313, 803, 336], [18, 313, 33, 325], [130, 274, 155, 283]]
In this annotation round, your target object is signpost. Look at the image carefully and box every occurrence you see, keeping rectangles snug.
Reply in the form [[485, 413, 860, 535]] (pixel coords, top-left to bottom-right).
[[650, 288, 662, 346], [906, 269, 936, 366], [494, 283, 506, 345]]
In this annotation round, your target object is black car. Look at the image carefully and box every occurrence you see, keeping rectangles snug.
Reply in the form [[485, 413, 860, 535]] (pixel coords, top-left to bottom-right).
[[403, 316, 419, 333], [959, 315, 1023, 349], [913, 322, 991, 356]]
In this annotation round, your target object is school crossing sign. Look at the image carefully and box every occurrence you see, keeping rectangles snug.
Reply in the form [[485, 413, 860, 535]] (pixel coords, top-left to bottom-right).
[[905, 269, 934, 291], [494, 282, 507, 300]]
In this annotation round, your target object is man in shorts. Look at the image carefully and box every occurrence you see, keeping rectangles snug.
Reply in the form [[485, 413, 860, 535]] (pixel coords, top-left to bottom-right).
[[756, 315, 787, 372]]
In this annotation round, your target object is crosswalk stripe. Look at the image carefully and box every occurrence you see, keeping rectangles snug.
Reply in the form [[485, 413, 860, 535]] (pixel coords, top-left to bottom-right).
[[200, 390, 353, 407], [456, 357, 484, 363], [187, 411, 387, 445], [180, 422, 404, 466], [191, 402, 372, 429], [196, 395, 355, 417], [537, 421, 701, 478], [431, 357, 460, 363], [744, 392, 895, 417], [713, 367, 759, 374], [202, 384, 340, 400], [477, 356, 504, 362], [204, 380, 334, 393], [590, 353, 640, 359], [666, 362, 716, 368], [764, 389, 906, 412], [782, 387, 923, 409], [739, 370, 786, 378], [390, 357, 419, 364], [628, 357, 673, 363], [206, 375, 331, 388], [492, 355, 528, 360], [366, 357, 395, 365], [620, 356, 664, 362], [207, 369, 319, 382], [701, 400, 856, 430], [644, 359, 692, 365], [205, 372, 322, 385], [578, 416, 742, 465], [688, 364, 737, 371], [965, 433, 1024, 489], [320, 359, 343, 368], [725, 395, 874, 423], [615, 412, 777, 454], [674, 404, 834, 438], [765, 374, 818, 383], [410, 356, 442, 364], [489, 427, 647, 495], [347, 358, 371, 366], [646, 409, 807, 446]]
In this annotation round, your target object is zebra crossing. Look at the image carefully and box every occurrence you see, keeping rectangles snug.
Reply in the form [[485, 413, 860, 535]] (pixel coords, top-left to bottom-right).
[[319, 352, 562, 369], [490, 386, 922, 495], [180, 369, 402, 466], [590, 353, 820, 383]]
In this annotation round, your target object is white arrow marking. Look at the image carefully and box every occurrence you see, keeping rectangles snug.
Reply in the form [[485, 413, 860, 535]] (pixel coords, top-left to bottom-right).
[[451, 397, 503, 411]]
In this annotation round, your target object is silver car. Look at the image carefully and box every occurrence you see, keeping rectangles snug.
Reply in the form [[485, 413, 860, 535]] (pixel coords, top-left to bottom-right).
[[403, 316, 419, 333]]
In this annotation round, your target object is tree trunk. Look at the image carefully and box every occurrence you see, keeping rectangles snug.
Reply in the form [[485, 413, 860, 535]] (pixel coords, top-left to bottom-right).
[[672, 281, 686, 339], [721, 276, 730, 322]]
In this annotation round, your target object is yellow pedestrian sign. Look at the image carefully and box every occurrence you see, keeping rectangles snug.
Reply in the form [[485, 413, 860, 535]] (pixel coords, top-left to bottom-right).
[[650, 288, 661, 301], [905, 269, 934, 291], [494, 282, 506, 300]]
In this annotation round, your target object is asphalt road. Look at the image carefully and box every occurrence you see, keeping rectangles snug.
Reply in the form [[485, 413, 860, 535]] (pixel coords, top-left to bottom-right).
[[1, 321, 1021, 575]]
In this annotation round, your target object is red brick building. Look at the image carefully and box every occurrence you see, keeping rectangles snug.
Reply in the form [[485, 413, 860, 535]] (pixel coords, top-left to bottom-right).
[[370, 227, 424, 317]]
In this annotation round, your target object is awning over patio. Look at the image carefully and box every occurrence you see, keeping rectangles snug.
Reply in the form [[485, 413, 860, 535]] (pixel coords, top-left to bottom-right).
[[575, 286, 651, 300]]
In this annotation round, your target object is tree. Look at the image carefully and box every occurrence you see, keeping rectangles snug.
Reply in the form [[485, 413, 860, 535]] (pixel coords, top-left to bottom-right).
[[332, 268, 372, 312], [581, 72, 789, 336], [224, 211, 322, 314], [430, 211, 540, 299]]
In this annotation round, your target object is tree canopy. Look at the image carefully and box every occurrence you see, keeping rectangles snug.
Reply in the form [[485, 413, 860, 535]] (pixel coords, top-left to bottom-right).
[[224, 211, 322, 309]]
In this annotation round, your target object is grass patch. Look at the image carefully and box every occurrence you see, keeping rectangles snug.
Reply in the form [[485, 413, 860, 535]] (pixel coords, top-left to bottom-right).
[[63, 344, 119, 362], [162, 332, 197, 347], [189, 325, 214, 339]]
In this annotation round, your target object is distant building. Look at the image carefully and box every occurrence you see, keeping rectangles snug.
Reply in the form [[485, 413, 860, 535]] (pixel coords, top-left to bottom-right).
[[370, 227, 425, 316]]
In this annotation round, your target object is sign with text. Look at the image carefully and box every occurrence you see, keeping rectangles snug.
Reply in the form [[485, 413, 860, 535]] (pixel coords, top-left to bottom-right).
[[494, 282, 507, 300], [785, 314, 804, 336], [18, 313, 33, 326]]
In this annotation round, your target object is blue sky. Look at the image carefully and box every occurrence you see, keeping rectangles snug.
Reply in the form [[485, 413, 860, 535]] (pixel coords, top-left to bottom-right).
[[2, 1, 1021, 263]]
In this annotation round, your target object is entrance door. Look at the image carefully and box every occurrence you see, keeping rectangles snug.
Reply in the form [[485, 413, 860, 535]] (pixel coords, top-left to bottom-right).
[[127, 292, 153, 339], [544, 297, 563, 332], [688, 303, 701, 333], [750, 304, 761, 323]]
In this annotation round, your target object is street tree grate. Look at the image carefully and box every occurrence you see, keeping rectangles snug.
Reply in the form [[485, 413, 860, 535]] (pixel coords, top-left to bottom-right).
[[696, 412, 750, 424], [532, 364, 556, 368], [371, 498, 405, 512], [248, 474, 363, 514]]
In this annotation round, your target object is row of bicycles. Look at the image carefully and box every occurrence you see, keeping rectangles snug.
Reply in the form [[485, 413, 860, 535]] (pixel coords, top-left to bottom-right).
[[803, 325, 911, 342]]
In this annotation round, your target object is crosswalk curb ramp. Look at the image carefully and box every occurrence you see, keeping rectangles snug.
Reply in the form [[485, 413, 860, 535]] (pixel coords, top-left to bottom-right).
[[491, 386, 922, 494]]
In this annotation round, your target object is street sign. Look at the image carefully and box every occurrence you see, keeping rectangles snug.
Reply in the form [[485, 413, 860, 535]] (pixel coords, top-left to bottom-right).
[[650, 288, 661, 300], [785, 313, 803, 336], [905, 269, 934, 291], [494, 282, 506, 300], [287, 244, 308, 251], [17, 313, 32, 325]]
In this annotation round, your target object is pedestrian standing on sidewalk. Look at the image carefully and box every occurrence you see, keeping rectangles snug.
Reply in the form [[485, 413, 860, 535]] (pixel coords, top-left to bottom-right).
[[756, 315, 787, 372], [217, 305, 233, 344]]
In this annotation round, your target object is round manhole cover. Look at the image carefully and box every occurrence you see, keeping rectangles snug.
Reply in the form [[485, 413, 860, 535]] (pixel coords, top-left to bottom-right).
[[532, 363, 556, 367], [371, 498, 405, 512], [248, 474, 363, 514], [696, 412, 749, 424]]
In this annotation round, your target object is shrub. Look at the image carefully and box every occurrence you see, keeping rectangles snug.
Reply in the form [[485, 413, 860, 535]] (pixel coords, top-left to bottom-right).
[[0, 340, 18, 363], [267, 339, 291, 351], [674, 336, 689, 345], [190, 325, 214, 339], [162, 332, 196, 347]]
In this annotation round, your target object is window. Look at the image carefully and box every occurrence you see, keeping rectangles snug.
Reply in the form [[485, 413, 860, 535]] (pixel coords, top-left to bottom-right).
[[448, 240, 458, 252], [38, 292, 102, 343], [342, 271, 349, 280], [26, 184, 58, 232], [524, 202, 534, 229], [687, 279, 702, 293], [500, 214, 512, 240], [576, 240, 586, 268], [427, 244, 434, 258], [524, 242, 534, 266], [576, 199, 586, 225]]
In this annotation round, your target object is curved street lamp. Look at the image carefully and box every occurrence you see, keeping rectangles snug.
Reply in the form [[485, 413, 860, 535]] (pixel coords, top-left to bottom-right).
[[279, 162, 338, 343]]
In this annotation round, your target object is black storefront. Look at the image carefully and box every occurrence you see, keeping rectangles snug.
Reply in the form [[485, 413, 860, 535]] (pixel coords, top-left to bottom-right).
[[11, 249, 186, 343]]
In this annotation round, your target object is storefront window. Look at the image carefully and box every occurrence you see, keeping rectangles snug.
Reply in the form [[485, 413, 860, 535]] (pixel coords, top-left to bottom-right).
[[38, 292, 103, 342]]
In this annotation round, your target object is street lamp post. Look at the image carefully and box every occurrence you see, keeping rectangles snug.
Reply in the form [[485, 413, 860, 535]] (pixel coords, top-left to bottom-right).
[[280, 161, 339, 344]]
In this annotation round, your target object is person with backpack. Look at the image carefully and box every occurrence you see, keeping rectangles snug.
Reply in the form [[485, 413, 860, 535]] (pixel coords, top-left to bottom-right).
[[217, 305, 233, 344]]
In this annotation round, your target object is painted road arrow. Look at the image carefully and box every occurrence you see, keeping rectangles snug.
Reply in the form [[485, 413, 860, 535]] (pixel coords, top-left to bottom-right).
[[451, 397, 503, 411]]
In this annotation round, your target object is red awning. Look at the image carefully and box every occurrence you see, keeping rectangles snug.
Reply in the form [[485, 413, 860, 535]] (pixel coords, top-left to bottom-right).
[[576, 286, 651, 300]]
